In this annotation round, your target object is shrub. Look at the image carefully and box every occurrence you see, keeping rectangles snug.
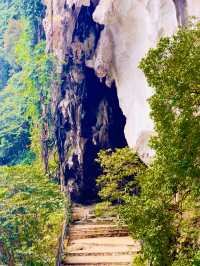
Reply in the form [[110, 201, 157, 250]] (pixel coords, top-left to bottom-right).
[[0, 162, 66, 265]]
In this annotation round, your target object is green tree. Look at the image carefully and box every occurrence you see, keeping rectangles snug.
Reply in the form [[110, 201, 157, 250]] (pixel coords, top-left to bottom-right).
[[0, 20, 56, 166], [97, 23, 200, 266], [0, 0, 22, 91], [96, 148, 145, 215], [97, 148, 145, 203], [0, 2, 67, 264], [121, 22, 200, 266], [0, 163, 66, 265], [0, 0, 47, 165], [0, 55, 10, 90], [0, 85, 33, 165]]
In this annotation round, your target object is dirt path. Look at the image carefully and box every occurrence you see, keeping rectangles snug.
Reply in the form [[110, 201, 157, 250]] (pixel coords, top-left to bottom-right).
[[61, 205, 140, 266]]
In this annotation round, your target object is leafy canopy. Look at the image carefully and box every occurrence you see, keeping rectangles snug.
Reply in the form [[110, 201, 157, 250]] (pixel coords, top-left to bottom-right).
[[97, 23, 200, 266], [0, 163, 66, 265], [0, 0, 46, 164], [0, 19, 56, 166], [0, 1, 66, 265], [123, 22, 200, 266], [96, 147, 145, 215]]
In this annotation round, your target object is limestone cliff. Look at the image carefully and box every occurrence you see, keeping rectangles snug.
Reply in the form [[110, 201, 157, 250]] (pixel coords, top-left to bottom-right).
[[43, 0, 127, 202], [91, 0, 200, 163], [43, 0, 200, 200]]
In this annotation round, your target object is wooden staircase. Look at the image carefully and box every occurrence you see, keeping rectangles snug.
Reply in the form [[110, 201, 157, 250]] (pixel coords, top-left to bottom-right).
[[61, 205, 140, 266]]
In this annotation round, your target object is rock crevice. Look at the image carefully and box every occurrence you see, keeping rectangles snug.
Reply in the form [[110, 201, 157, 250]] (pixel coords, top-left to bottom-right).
[[43, 0, 200, 200], [43, 0, 126, 202]]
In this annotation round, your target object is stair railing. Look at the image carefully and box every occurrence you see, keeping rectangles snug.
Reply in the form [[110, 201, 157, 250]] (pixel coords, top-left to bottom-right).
[[55, 187, 72, 266]]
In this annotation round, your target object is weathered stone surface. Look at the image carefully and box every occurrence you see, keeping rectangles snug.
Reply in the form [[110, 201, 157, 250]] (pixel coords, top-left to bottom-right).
[[92, 0, 178, 163], [62, 205, 140, 265], [43, 0, 200, 200], [187, 0, 200, 19], [43, 0, 126, 202], [91, 0, 200, 164]]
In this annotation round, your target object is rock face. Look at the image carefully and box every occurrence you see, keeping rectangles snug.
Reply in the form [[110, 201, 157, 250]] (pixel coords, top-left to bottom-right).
[[92, 0, 178, 163], [186, 0, 200, 19], [43, 0, 127, 202], [90, 0, 200, 163], [43, 0, 200, 200]]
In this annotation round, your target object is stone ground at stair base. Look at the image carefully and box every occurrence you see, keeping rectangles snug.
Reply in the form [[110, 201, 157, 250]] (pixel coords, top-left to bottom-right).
[[61, 205, 140, 266]]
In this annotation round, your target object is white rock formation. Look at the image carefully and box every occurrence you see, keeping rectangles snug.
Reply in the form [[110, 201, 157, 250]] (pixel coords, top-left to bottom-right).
[[91, 0, 200, 163], [187, 0, 200, 18], [92, 0, 178, 163], [66, 0, 90, 8], [43, 0, 200, 164]]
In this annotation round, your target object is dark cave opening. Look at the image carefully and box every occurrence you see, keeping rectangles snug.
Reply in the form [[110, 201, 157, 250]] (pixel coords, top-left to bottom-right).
[[55, 2, 127, 203], [84, 67, 127, 149], [72, 67, 127, 203]]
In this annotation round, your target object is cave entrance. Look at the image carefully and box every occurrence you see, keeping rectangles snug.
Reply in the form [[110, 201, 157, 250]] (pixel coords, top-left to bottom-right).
[[75, 67, 127, 203]]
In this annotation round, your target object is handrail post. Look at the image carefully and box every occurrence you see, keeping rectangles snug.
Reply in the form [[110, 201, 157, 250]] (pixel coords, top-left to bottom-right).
[[55, 190, 72, 266]]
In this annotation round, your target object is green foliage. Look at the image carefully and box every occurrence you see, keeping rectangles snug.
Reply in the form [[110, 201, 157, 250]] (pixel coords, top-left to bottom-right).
[[19, 0, 45, 44], [97, 23, 200, 266], [0, 0, 45, 89], [0, 162, 66, 265], [0, 55, 10, 90], [0, 0, 44, 46], [0, 0, 46, 165], [140, 27, 200, 181], [96, 148, 145, 214], [0, 22, 64, 259], [13, 20, 56, 121], [0, 82, 34, 165], [0, 2, 66, 265], [120, 167, 179, 266], [0, 0, 20, 46], [121, 23, 200, 266], [138, 22, 200, 265], [0, 0, 21, 91], [3, 19, 25, 67], [0, 20, 56, 166], [95, 201, 112, 217]]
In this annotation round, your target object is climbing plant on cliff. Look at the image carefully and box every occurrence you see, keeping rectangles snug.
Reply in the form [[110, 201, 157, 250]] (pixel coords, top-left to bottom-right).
[[0, 19, 56, 166], [0, 17, 65, 265], [0, 1, 66, 264], [0, 0, 46, 165], [0, 0, 45, 90], [119, 22, 200, 266]]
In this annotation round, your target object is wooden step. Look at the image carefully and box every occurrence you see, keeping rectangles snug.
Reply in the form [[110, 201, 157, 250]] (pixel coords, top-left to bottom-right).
[[73, 219, 115, 225], [69, 230, 128, 236], [70, 225, 127, 232], [69, 231, 129, 240], [70, 224, 123, 230], [62, 205, 140, 266], [62, 255, 133, 265], [66, 243, 139, 256], [63, 262, 131, 266], [63, 263, 130, 266], [69, 237, 137, 247], [69, 225, 128, 239]]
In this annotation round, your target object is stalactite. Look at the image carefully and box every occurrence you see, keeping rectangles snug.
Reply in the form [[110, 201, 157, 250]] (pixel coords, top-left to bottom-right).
[[43, 1, 127, 202]]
